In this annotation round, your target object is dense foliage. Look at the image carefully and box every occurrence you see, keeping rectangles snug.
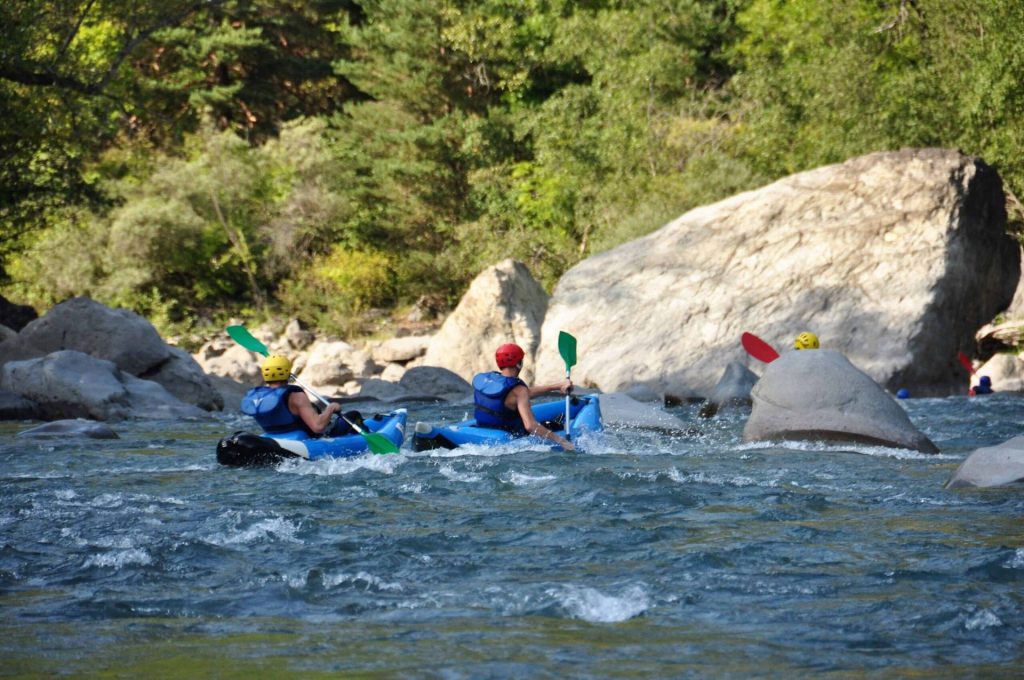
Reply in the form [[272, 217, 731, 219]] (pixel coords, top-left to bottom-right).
[[3, 0, 1023, 337]]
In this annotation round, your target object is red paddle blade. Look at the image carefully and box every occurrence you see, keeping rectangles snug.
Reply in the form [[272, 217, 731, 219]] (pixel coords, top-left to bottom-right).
[[741, 332, 780, 363], [957, 351, 975, 375]]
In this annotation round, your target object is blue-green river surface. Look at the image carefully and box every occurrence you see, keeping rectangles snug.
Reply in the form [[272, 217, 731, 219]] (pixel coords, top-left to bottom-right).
[[2, 395, 1023, 678]]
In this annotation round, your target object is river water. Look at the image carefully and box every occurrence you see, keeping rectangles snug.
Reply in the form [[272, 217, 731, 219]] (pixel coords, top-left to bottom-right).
[[2, 394, 1022, 677]]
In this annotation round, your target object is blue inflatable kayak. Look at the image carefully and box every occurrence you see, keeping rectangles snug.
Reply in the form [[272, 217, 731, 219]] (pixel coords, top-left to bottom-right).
[[217, 409, 407, 466], [412, 395, 601, 452]]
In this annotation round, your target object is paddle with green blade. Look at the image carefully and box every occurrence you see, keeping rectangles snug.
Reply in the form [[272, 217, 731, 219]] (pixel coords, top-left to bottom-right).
[[226, 325, 400, 454], [558, 331, 577, 441]]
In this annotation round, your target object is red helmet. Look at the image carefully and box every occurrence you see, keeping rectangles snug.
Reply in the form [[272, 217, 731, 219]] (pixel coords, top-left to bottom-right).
[[495, 343, 525, 369]]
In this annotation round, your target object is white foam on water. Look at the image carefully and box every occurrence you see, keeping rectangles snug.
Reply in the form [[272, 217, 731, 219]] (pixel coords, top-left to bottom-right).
[[1006, 548, 1024, 569], [421, 441, 540, 459], [734, 439, 959, 460], [502, 471, 557, 486], [879, 492, 964, 507], [206, 516, 302, 546], [323, 571, 405, 592], [71, 534, 140, 550], [964, 608, 1003, 630], [667, 467, 781, 489], [83, 548, 152, 569], [90, 493, 127, 509], [549, 584, 649, 623], [281, 452, 404, 477], [55, 489, 77, 500], [438, 464, 482, 483]]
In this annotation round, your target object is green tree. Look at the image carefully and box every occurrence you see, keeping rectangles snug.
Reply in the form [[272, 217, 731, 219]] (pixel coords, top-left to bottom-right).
[[0, 0, 363, 283], [729, 0, 1024, 209]]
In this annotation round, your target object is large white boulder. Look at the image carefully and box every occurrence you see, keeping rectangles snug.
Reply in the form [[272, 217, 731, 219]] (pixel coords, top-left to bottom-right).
[[368, 336, 431, 364], [422, 259, 549, 384], [297, 339, 376, 392], [535, 149, 1019, 397], [192, 338, 263, 386], [743, 349, 938, 453], [947, 436, 1024, 488]]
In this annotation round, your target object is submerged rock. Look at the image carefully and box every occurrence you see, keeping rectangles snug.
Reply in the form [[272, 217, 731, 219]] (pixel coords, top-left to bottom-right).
[[743, 349, 938, 453], [699, 361, 758, 418], [18, 419, 119, 439], [599, 392, 697, 433], [946, 436, 1024, 489]]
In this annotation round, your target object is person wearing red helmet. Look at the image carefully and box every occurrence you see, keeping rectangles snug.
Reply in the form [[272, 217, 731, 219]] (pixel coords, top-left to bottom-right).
[[472, 342, 575, 451]]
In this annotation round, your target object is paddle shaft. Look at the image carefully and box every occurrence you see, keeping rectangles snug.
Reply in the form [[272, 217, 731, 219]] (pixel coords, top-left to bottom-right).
[[564, 366, 572, 439]]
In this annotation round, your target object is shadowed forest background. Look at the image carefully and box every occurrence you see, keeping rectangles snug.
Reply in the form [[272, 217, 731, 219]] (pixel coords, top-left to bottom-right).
[[2, 0, 1022, 344]]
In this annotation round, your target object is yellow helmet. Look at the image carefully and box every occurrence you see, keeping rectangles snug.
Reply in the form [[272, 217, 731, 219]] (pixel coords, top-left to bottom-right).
[[794, 332, 820, 350], [261, 355, 292, 382]]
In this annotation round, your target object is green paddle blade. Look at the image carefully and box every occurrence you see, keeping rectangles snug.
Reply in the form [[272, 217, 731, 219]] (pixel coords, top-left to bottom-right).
[[227, 325, 270, 357], [558, 331, 577, 370], [364, 431, 400, 455]]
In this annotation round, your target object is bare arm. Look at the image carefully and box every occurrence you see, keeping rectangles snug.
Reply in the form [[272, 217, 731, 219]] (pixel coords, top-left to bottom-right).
[[509, 385, 575, 451], [289, 391, 339, 435], [527, 377, 573, 398]]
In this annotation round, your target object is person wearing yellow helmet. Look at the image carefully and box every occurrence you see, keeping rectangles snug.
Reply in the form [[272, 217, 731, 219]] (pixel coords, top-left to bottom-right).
[[793, 332, 820, 350], [241, 354, 353, 436]]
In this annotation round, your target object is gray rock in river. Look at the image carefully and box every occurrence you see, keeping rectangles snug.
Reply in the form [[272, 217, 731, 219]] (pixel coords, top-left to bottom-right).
[[0, 296, 222, 411], [946, 436, 1024, 488], [743, 349, 938, 453], [398, 366, 473, 402], [0, 350, 211, 422], [700, 361, 758, 418]]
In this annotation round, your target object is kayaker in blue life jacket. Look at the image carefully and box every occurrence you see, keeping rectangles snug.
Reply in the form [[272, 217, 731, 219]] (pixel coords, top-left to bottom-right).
[[241, 354, 359, 436], [472, 342, 575, 451], [970, 375, 994, 396]]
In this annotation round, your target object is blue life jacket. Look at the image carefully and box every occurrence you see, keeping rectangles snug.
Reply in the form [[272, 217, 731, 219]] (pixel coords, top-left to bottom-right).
[[240, 385, 308, 434], [473, 372, 527, 433]]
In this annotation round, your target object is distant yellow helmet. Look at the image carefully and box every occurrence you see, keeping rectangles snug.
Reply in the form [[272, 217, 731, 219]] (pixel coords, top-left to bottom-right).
[[794, 332, 820, 350], [261, 355, 292, 382]]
